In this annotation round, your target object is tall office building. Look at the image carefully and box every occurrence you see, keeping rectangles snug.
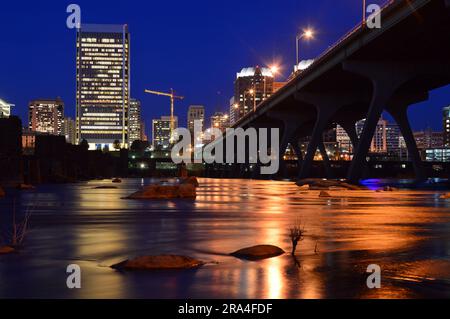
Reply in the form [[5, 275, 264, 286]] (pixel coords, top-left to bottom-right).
[[234, 66, 274, 122], [229, 97, 237, 126], [152, 116, 178, 150], [444, 106, 450, 148], [0, 99, 14, 118], [63, 117, 76, 145], [336, 124, 353, 154], [28, 98, 64, 135], [187, 105, 205, 134], [140, 121, 148, 142], [210, 112, 230, 133], [414, 128, 443, 150], [76, 24, 130, 150], [128, 98, 142, 145], [356, 117, 405, 158]]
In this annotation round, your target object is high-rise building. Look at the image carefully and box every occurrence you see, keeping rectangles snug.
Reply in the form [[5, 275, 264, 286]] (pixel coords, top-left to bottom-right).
[[187, 105, 205, 134], [336, 124, 353, 154], [210, 112, 230, 133], [234, 66, 274, 122], [356, 118, 387, 153], [152, 116, 178, 150], [76, 24, 130, 151], [444, 106, 450, 148], [229, 97, 238, 126], [28, 98, 64, 135], [414, 128, 443, 150], [128, 98, 142, 145], [140, 121, 148, 142], [0, 99, 14, 118], [63, 117, 76, 145], [273, 82, 287, 93], [356, 117, 406, 158]]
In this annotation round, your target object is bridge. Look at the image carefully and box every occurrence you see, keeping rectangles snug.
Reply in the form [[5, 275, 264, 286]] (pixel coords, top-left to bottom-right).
[[226, 0, 450, 183]]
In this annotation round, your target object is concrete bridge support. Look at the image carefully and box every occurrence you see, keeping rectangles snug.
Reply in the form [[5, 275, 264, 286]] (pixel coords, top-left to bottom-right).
[[295, 92, 360, 179], [343, 61, 448, 183], [386, 93, 429, 182]]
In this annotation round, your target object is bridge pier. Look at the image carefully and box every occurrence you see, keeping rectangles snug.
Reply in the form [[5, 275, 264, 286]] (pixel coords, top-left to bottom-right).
[[343, 61, 418, 184], [387, 93, 429, 182], [295, 92, 359, 179]]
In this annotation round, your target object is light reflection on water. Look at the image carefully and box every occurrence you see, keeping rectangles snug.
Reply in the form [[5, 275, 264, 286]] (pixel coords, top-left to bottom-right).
[[0, 178, 449, 299]]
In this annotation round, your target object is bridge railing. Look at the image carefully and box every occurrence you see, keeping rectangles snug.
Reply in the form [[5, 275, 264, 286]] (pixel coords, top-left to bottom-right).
[[299, 0, 395, 82], [235, 0, 397, 128]]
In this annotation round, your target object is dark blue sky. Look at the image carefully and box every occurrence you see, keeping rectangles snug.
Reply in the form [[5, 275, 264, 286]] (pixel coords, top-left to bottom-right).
[[0, 0, 448, 137]]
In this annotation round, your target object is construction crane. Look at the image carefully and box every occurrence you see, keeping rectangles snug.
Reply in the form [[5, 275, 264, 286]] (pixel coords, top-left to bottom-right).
[[144, 89, 184, 143]]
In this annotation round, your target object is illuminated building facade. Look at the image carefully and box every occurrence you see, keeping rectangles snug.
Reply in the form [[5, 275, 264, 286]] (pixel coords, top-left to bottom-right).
[[210, 112, 230, 133], [414, 128, 443, 150], [444, 106, 450, 148], [234, 66, 274, 122], [63, 117, 76, 145], [152, 116, 178, 150], [187, 105, 205, 134], [76, 24, 130, 150], [0, 99, 14, 118], [28, 98, 64, 135], [128, 98, 142, 145]]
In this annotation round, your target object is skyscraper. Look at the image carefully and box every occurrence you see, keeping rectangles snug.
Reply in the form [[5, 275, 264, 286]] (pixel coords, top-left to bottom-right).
[[152, 116, 178, 150], [414, 128, 443, 150], [356, 117, 406, 158], [76, 24, 130, 150], [187, 105, 205, 134], [0, 99, 14, 118], [28, 98, 64, 135], [444, 106, 450, 148], [128, 98, 142, 145], [234, 66, 274, 122], [210, 112, 230, 133], [63, 117, 76, 145]]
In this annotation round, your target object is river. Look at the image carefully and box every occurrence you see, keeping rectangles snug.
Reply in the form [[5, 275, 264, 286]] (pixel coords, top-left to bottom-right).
[[0, 178, 449, 298]]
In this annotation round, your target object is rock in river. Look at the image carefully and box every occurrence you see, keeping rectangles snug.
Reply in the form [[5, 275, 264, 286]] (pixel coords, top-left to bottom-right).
[[230, 245, 285, 260], [296, 178, 366, 190], [127, 183, 197, 200], [111, 255, 204, 270], [181, 176, 200, 187], [0, 246, 15, 255]]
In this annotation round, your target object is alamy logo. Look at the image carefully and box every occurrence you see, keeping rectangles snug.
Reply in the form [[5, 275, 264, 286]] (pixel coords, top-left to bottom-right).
[[66, 4, 81, 29], [171, 120, 280, 175], [66, 264, 81, 289], [366, 264, 381, 289], [367, 4, 382, 29]]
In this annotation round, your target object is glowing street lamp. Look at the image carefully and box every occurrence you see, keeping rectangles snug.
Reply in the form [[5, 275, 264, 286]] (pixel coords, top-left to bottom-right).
[[296, 28, 315, 71], [264, 64, 280, 100]]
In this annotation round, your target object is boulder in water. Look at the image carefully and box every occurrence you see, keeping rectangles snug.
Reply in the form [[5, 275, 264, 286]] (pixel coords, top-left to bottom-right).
[[127, 183, 196, 200], [111, 255, 204, 270], [0, 246, 15, 255], [230, 245, 285, 260], [17, 184, 35, 190], [95, 186, 118, 189], [296, 179, 366, 190], [319, 191, 332, 198], [181, 176, 199, 187]]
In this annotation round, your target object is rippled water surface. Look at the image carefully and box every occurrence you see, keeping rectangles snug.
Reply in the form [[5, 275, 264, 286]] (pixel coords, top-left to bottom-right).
[[0, 178, 449, 299]]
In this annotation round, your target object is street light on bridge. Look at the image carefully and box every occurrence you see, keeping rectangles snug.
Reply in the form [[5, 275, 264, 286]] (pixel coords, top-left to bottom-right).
[[296, 28, 315, 72]]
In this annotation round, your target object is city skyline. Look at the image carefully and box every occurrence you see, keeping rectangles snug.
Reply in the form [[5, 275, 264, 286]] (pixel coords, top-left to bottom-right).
[[1, 0, 448, 137]]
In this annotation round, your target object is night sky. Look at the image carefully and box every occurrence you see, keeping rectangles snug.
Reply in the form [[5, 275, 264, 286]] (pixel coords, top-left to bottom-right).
[[1, 0, 448, 138]]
